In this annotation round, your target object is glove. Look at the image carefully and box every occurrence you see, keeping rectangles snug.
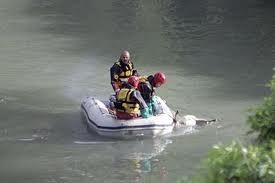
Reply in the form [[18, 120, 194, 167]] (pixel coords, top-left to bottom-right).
[[147, 103, 153, 115], [151, 96, 160, 114], [141, 107, 152, 118], [151, 96, 158, 106]]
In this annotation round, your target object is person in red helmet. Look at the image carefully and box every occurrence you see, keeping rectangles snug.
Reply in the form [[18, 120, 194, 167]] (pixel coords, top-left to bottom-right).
[[138, 72, 166, 102], [153, 72, 166, 87], [114, 76, 151, 119], [137, 72, 166, 116]]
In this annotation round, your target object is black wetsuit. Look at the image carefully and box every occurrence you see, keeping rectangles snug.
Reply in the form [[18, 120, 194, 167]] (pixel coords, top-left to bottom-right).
[[138, 75, 155, 103]]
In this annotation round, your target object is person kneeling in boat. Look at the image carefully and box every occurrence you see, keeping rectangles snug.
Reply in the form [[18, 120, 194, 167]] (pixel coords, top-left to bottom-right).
[[110, 50, 138, 93], [138, 72, 166, 116], [114, 76, 152, 119]]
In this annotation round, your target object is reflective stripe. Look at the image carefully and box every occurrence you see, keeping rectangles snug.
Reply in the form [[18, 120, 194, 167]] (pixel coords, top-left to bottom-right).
[[139, 76, 148, 82], [119, 78, 128, 82], [114, 74, 119, 80], [115, 61, 133, 79]]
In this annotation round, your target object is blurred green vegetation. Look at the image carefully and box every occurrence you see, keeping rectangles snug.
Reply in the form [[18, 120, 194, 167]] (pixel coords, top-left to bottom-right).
[[178, 69, 275, 183]]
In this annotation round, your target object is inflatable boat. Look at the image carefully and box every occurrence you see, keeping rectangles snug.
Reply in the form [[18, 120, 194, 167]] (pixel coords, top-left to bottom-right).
[[81, 96, 176, 138], [81, 96, 216, 138]]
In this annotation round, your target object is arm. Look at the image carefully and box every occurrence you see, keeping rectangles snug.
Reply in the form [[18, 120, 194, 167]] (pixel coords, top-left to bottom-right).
[[110, 65, 120, 92], [138, 82, 153, 103], [131, 90, 152, 118], [131, 90, 148, 109], [131, 62, 139, 76]]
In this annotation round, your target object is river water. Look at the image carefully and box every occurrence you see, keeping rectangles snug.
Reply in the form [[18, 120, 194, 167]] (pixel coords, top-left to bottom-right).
[[0, 0, 274, 182]]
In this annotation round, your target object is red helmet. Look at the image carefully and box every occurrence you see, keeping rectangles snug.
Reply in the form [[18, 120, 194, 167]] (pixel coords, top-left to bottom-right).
[[154, 72, 166, 85], [128, 76, 139, 88]]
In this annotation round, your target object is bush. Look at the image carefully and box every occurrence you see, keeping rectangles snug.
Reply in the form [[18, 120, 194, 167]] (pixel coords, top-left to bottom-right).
[[247, 71, 275, 143], [177, 70, 275, 183], [202, 141, 275, 183], [178, 141, 275, 183]]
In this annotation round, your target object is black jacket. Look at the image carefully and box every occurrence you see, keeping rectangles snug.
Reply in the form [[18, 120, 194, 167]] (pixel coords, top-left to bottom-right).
[[138, 75, 155, 103]]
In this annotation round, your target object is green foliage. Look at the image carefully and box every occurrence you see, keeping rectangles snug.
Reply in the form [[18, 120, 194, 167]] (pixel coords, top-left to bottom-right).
[[247, 72, 275, 143], [202, 141, 275, 183], [178, 141, 275, 183], [177, 70, 275, 183]]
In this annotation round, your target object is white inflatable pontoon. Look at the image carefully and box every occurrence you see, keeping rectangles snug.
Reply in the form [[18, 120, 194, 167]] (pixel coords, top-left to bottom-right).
[[81, 96, 175, 138]]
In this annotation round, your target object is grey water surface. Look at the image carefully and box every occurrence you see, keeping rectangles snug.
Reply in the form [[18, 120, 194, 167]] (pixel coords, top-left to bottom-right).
[[0, 0, 274, 182]]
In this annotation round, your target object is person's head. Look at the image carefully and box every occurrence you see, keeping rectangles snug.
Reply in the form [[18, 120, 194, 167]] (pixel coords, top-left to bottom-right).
[[128, 76, 139, 89], [119, 50, 130, 64], [153, 72, 166, 87]]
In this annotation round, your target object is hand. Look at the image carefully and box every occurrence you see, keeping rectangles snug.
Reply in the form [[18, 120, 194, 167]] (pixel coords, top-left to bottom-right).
[[115, 88, 120, 95]]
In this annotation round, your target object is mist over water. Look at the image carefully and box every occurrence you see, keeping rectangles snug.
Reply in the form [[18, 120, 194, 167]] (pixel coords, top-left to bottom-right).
[[0, 0, 274, 182]]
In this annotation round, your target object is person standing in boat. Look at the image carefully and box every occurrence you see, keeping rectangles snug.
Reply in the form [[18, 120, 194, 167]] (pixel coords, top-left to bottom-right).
[[138, 72, 166, 116], [110, 50, 138, 93], [114, 76, 152, 119]]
